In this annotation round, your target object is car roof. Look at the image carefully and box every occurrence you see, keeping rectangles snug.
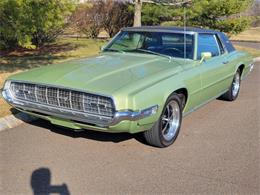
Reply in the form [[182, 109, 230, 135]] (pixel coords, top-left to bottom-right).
[[122, 26, 219, 34]]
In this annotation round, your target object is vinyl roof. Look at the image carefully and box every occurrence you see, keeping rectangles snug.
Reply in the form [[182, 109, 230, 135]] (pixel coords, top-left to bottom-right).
[[123, 26, 219, 34]]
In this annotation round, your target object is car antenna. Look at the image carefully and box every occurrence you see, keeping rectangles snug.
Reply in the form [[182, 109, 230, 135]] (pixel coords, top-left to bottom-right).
[[183, 2, 187, 65]]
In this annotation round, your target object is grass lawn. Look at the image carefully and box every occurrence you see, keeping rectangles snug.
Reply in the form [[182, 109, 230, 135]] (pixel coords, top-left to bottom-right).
[[234, 45, 260, 58], [230, 27, 260, 42], [0, 38, 107, 117], [0, 36, 260, 118]]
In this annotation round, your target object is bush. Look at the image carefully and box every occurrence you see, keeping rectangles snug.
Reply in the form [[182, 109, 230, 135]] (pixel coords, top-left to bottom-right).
[[0, 0, 75, 49]]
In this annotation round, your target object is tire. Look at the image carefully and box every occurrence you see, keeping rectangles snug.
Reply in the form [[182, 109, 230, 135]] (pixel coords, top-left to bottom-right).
[[221, 69, 241, 101], [143, 93, 182, 148]]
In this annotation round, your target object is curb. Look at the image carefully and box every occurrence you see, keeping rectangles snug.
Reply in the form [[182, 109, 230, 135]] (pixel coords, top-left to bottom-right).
[[0, 112, 36, 132], [253, 57, 260, 62], [0, 56, 260, 132], [231, 40, 260, 43]]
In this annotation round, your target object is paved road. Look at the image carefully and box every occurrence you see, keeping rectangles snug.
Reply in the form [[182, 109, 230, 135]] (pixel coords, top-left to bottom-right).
[[232, 41, 260, 50], [1, 63, 259, 194]]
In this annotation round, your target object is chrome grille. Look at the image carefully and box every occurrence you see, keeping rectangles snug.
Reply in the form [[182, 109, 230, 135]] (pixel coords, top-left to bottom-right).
[[10, 82, 115, 119]]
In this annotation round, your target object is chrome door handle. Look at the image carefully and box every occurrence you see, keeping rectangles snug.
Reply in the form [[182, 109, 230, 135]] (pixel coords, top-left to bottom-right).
[[223, 61, 229, 64]]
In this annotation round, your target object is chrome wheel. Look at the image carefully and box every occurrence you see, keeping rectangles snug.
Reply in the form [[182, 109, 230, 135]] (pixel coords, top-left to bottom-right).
[[161, 100, 181, 141], [143, 93, 183, 148], [232, 72, 240, 97]]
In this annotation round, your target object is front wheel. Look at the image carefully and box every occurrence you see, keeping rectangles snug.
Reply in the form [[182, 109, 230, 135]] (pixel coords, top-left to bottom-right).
[[221, 70, 241, 101], [143, 93, 182, 148]]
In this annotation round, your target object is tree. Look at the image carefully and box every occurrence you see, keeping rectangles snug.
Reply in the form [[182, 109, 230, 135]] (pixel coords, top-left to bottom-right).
[[101, 0, 133, 37], [70, 1, 103, 38], [249, 0, 260, 27], [134, 0, 142, 26], [0, 0, 75, 49], [186, 0, 253, 34], [141, 3, 174, 25], [133, 0, 191, 26], [161, 0, 253, 35], [71, 0, 133, 38]]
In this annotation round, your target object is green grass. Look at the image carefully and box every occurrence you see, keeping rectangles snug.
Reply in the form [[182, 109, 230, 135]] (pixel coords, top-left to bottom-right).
[[0, 37, 107, 117], [0, 38, 107, 74], [230, 27, 260, 42], [234, 45, 260, 58]]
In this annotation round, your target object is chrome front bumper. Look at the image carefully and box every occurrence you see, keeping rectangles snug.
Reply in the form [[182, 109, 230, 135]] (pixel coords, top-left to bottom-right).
[[2, 87, 158, 127]]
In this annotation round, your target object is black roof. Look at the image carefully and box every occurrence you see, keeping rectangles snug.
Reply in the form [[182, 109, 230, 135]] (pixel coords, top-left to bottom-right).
[[123, 26, 219, 34]]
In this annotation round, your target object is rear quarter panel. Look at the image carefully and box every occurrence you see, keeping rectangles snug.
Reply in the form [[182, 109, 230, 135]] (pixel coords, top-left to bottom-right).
[[227, 50, 253, 79]]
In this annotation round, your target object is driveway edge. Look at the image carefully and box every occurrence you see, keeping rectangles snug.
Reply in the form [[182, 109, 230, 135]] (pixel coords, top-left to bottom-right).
[[253, 57, 260, 62], [0, 56, 260, 132], [0, 112, 36, 132]]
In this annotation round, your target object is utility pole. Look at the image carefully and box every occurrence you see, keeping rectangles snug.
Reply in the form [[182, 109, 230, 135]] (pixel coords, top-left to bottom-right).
[[133, 0, 142, 27]]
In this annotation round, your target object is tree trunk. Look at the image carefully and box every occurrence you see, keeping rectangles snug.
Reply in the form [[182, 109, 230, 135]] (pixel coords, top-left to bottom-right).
[[134, 0, 142, 26]]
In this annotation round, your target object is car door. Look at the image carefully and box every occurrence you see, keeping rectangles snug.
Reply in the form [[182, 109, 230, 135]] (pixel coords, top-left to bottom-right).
[[198, 33, 231, 103]]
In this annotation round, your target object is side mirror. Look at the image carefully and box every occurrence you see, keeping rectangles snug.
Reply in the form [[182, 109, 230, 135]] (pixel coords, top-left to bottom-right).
[[200, 52, 212, 63], [100, 45, 105, 52]]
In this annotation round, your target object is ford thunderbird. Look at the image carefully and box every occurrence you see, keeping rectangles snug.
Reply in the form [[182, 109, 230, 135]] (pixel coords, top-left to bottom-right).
[[2, 26, 254, 147]]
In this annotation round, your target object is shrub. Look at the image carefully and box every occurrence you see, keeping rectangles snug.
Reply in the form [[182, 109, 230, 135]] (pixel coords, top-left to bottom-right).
[[0, 0, 75, 49]]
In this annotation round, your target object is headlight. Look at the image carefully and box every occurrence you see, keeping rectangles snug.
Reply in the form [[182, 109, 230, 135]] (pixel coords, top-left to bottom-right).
[[3, 80, 11, 90], [2, 80, 13, 102]]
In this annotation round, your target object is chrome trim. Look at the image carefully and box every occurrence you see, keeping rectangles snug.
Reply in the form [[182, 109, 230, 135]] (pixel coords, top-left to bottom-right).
[[109, 105, 159, 126], [183, 89, 229, 117], [161, 100, 180, 141], [249, 63, 254, 72], [122, 28, 196, 35], [7, 79, 116, 106], [2, 80, 159, 127], [3, 81, 115, 126]]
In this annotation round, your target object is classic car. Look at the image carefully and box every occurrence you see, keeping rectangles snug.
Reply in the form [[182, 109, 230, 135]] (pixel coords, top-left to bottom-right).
[[2, 26, 254, 147]]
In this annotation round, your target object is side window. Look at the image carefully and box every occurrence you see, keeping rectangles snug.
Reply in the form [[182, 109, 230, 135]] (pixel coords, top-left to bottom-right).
[[197, 34, 220, 59], [215, 35, 225, 55], [161, 34, 194, 59], [219, 32, 235, 53], [143, 33, 161, 49]]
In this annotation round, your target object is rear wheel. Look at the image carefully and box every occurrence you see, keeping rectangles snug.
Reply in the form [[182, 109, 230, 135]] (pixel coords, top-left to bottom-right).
[[143, 93, 182, 148], [221, 70, 241, 101]]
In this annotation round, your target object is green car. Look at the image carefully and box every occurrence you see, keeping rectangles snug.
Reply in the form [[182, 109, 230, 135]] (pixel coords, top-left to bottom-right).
[[2, 26, 254, 147]]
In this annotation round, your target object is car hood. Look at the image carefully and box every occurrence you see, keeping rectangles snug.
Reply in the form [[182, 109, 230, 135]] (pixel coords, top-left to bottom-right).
[[9, 52, 186, 95]]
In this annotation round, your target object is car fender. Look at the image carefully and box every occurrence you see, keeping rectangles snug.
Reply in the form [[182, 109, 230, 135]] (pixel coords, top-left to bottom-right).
[[131, 74, 187, 126]]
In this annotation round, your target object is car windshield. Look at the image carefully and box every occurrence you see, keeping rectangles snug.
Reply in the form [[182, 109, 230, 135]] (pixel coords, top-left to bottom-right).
[[103, 31, 194, 59]]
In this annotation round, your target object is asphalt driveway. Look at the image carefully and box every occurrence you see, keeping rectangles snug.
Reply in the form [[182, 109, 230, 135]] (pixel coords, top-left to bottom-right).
[[232, 41, 260, 50], [0, 63, 259, 194]]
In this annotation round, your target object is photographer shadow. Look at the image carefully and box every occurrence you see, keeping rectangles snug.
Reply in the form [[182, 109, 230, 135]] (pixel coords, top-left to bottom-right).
[[31, 168, 70, 195]]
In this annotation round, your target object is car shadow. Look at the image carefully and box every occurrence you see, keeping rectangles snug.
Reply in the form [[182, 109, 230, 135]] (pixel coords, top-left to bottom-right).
[[216, 96, 230, 101], [21, 115, 146, 145], [31, 167, 70, 195]]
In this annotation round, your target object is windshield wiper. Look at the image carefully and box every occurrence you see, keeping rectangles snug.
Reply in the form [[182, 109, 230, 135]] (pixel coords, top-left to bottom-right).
[[103, 48, 125, 53], [135, 49, 172, 60]]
